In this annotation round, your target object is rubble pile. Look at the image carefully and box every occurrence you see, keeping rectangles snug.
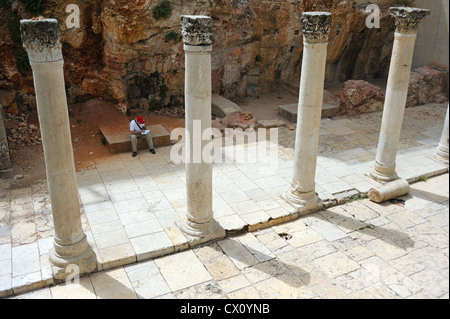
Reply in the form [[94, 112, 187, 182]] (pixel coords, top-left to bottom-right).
[[150, 106, 185, 118], [5, 113, 41, 150]]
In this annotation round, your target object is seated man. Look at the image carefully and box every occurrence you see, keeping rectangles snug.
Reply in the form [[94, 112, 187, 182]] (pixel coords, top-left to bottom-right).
[[130, 116, 156, 157]]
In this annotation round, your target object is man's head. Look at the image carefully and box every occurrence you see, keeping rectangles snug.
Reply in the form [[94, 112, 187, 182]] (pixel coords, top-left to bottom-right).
[[137, 116, 145, 124]]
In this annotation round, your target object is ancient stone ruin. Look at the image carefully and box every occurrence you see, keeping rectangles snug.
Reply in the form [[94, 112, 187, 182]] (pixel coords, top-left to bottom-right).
[[0, 1, 448, 287]]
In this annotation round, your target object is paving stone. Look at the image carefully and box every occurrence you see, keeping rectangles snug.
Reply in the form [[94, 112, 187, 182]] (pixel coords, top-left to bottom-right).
[[11, 242, 40, 277], [129, 270, 171, 299], [227, 285, 262, 299], [217, 274, 251, 294], [313, 251, 361, 278], [0, 243, 11, 261], [97, 243, 136, 270], [164, 226, 188, 252], [254, 273, 315, 299], [155, 250, 213, 292], [90, 268, 138, 299], [15, 287, 52, 299], [12, 271, 44, 295], [202, 254, 240, 281], [287, 229, 324, 248], [308, 219, 348, 242], [50, 277, 97, 299], [218, 238, 259, 270], [93, 227, 129, 250], [130, 231, 174, 261]]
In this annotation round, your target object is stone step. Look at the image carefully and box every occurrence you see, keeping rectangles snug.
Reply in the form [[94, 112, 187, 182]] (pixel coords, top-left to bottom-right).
[[278, 103, 339, 122], [211, 94, 241, 118], [99, 117, 171, 154], [284, 81, 300, 96]]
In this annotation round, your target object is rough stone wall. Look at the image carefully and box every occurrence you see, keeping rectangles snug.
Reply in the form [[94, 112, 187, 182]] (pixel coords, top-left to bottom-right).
[[0, 0, 398, 114]]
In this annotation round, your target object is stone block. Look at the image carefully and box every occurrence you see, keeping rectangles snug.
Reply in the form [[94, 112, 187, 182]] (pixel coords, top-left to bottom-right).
[[278, 102, 338, 122], [100, 124, 171, 154], [211, 94, 241, 118], [258, 119, 287, 128]]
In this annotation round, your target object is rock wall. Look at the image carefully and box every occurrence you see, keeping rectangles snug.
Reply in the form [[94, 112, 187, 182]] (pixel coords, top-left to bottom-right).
[[0, 0, 399, 114]]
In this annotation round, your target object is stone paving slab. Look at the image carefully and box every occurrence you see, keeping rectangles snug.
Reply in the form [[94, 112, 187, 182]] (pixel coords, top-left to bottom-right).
[[0, 103, 448, 298]]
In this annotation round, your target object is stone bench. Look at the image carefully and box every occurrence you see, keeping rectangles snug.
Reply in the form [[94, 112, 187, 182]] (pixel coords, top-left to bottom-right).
[[99, 122, 171, 154], [278, 103, 339, 122], [211, 94, 241, 118]]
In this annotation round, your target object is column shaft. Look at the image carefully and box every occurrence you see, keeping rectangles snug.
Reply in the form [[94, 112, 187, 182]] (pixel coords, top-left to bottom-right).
[[283, 12, 332, 214], [179, 15, 225, 243], [370, 7, 430, 182], [434, 104, 449, 165], [20, 19, 96, 280], [370, 32, 417, 181], [185, 45, 213, 226]]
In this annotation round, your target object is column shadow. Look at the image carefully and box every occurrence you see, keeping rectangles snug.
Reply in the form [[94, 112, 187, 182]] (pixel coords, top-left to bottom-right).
[[317, 207, 415, 249], [211, 240, 311, 289]]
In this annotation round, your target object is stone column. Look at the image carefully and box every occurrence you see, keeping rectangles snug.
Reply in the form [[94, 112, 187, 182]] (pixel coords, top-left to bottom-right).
[[179, 15, 225, 244], [20, 19, 96, 280], [282, 12, 332, 214], [433, 104, 449, 165], [369, 7, 430, 182], [0, 105, 11, 171]]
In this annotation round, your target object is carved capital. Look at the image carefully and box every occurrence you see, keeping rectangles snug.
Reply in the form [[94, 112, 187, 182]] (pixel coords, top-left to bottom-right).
[[20, 18, 63, 63], [181, 15, 213, 46], [301, 12, 332, 43], [389, 7, 430, 34]]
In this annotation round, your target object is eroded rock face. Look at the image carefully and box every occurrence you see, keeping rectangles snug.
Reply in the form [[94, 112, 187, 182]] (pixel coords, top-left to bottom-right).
[[0, 0, 412, 114]]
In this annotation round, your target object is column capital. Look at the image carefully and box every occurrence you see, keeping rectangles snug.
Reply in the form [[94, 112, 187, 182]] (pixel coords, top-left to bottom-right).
[[20, 18, 63, 63], [389, 7, 430, 34], [181, 15, 213, 46], [301, 11, 332, 43]]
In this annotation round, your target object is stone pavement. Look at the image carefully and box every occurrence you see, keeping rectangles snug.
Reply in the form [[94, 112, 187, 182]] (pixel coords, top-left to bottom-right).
[[0, 102, 448, 298], [6, 173, 449, 299]]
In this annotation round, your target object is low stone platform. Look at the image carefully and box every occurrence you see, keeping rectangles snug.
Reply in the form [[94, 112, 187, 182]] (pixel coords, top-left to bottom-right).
[[278, 103, 339, 122], [212, 94, 242, 118], [99, 120, 171, 154]]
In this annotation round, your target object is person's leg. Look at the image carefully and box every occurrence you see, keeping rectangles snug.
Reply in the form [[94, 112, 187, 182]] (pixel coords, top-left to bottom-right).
[[130, 134, 138, 156], [146, 133, 155, 153]]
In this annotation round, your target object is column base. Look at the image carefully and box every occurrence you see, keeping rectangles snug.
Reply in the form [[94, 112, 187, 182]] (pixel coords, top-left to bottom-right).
[[433, 147, 449, 166], [49, 235, 97, 281], [282, 189, 323, 215], [368, 161, 399, 183], [178, 218, 226, 246]]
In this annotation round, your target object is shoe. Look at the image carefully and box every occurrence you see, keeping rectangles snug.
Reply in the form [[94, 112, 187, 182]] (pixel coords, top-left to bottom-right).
[[132, 152, 137, 157], [150, 149, 156, 154]]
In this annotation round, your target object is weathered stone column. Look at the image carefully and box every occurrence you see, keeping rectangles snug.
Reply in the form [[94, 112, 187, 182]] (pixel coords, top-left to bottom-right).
[[179, 15, 225, 244], [0, 105, 11, 171], [433, 104, 449, 165], [369, 7, 430, 182], [367, 178, 410, 203], [20, 19, 96, 280], [282, 12, 332, 214]]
